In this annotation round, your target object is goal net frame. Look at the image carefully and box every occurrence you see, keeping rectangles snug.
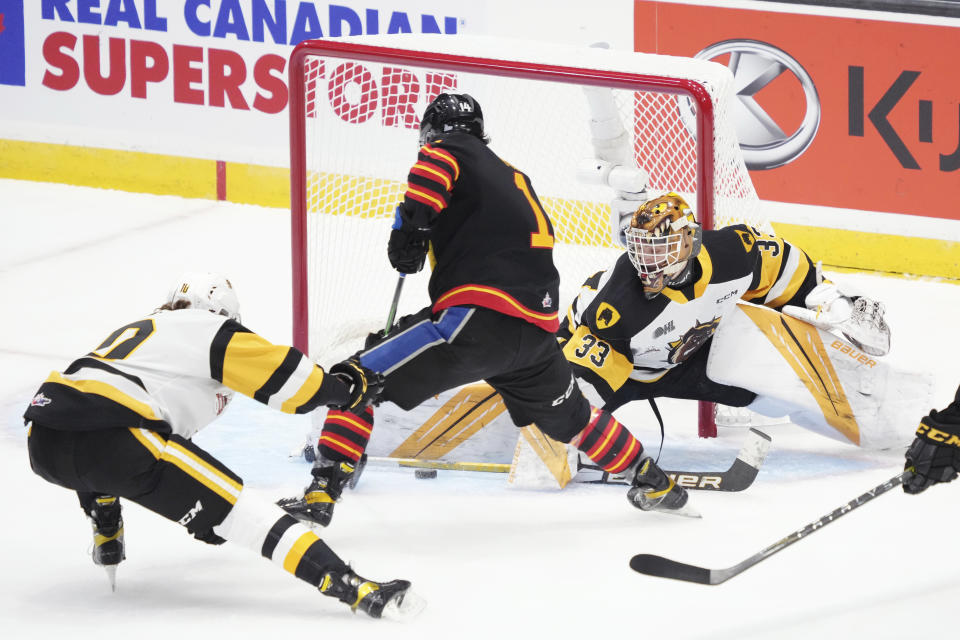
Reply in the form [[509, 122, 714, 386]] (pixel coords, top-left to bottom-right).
[[288, 37, 758, 439]]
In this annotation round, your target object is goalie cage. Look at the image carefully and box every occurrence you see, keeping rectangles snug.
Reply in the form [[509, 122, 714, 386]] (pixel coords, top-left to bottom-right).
[[288, 35, 771, 439]]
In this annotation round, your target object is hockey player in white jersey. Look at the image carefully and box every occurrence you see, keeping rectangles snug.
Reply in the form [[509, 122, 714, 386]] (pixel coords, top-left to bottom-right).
[[24, 272, 423, 620], [560, 192, 901, 447]]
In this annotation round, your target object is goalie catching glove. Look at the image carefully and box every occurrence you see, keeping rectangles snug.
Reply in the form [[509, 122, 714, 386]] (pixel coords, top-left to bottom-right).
[[387, 205, 432, 274], [782, 282, 890, 356], [904, 386, 960, 495], [328, 358, 384, 411]]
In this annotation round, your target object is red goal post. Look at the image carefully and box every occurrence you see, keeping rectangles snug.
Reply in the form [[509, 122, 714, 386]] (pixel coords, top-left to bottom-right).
[[288, 36, 762, 438]]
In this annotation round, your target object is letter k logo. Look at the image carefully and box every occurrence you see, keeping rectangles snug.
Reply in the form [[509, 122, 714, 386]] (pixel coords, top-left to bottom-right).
[[850, 67, 921, 169]]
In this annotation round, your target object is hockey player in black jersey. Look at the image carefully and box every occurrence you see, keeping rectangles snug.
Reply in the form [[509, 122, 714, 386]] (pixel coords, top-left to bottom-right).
[[283, 93, 695, 525], [24, 272, 422, 620], [558, 192, 891, 425], [903, 384, 960, 494]]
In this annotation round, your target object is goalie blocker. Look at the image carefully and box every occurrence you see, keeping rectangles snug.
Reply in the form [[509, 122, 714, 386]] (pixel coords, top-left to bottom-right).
[[707, 302, 932, 449]]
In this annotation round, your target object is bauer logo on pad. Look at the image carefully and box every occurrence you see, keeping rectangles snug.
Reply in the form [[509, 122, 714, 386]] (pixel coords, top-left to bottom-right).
[[0, 0, 25, 87]]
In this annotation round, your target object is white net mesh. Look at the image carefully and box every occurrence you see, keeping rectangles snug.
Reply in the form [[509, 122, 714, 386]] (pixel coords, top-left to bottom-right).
[[293, 36, 764, 371]]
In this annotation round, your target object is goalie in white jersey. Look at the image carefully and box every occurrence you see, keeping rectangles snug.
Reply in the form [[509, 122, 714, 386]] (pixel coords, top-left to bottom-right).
[[560, 193, 896, 447], [23, 272, 422, 620]]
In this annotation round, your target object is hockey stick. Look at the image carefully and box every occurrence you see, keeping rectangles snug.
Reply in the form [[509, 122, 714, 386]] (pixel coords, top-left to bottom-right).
[[366, 456, 510, 473], [630, 471, 908, 584], [384, 273, 405, 333], [363, 427, 770, 489], [578, 427, 771, 492]]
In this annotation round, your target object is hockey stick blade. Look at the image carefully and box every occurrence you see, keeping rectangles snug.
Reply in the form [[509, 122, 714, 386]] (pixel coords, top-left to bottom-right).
[[630, 472, 907, 585], [629, 554, 712, 585], [580, 427, 771, 491]]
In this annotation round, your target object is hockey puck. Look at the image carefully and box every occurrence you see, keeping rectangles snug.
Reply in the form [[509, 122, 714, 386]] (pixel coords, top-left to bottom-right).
[[415, 469, 438, 479]]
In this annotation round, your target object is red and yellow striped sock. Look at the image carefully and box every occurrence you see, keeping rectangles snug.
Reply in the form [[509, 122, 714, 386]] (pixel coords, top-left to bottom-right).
[[573, 407, 643, 474], [318, 406, 374, 463]]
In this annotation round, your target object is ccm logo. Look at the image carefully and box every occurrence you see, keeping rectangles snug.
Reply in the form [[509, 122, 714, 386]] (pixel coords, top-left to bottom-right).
[[830, 340, 877, 367], [916, 423, 960, 447]]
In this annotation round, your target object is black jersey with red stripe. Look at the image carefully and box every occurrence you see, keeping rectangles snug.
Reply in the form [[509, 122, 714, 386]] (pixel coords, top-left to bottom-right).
[[402, 132, 560, 332]]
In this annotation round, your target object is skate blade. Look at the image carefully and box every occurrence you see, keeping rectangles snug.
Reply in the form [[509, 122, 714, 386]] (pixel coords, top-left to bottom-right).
[[381, 589, 427, 621], [653, 502, 701, 519], [631, 494, 702, 518], [103, 565, 118, 592]]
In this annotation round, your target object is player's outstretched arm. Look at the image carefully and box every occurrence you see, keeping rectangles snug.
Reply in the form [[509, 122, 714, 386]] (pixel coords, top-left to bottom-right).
[[733, 227, 890, 356], [781, 281, 890, 356], [210, 322, 378, 414], [904, 385, 960, 494]]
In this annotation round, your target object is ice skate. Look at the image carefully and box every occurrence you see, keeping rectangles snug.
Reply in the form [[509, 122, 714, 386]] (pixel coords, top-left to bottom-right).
[[86, 495, 125, 590], [627, 458, 700, 518], [319, 567, 425, 620], [278, 456, 360, 527]]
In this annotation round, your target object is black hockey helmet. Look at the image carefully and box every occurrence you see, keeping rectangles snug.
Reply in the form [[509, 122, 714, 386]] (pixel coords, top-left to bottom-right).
[[418, 93, 486, 146]]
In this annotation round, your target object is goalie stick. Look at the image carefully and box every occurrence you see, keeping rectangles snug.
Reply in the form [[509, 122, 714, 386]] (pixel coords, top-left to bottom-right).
[[578, 427, 772, 492], [630, 471, 908, 585]]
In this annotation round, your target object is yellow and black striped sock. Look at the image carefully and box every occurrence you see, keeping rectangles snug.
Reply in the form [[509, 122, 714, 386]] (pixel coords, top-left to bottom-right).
[[260, 514, 346, 586]]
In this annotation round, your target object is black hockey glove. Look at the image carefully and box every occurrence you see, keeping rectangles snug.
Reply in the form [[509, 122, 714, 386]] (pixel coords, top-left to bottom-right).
[[364, 329, 388, 350], [387, 206, 431, 274], [903, 392, 960, 494], [328, 357, 384, 411]]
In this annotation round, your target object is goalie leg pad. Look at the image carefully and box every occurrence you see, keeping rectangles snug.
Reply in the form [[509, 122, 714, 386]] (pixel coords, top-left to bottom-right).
[[709, 303, 932, 449]]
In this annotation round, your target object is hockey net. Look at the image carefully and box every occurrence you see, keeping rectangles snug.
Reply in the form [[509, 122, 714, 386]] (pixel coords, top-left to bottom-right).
[[289, 36, 766, 438]]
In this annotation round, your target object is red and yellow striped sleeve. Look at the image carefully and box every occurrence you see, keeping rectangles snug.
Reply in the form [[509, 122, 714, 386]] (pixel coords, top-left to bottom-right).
[[404, 143, 460, 214]]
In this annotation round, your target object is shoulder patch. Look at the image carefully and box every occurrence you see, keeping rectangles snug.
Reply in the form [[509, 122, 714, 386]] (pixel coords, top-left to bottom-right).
[[736, 229, 756, 253], [583, 270, 604, 290], [596, 302, 621, 329]]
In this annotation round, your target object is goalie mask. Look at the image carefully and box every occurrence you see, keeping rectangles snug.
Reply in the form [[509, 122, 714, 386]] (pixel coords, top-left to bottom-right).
[[166, 272, 240, 321], [419, 93, 486, 146], [625, 193, 702, 299]]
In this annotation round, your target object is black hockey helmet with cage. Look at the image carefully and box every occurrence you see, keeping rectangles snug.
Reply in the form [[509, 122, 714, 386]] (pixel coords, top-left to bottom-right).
[[418, 93, 486, 146]]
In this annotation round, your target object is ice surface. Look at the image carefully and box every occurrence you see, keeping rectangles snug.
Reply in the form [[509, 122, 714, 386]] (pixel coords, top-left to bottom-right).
[[3, 178, 959, 639]]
